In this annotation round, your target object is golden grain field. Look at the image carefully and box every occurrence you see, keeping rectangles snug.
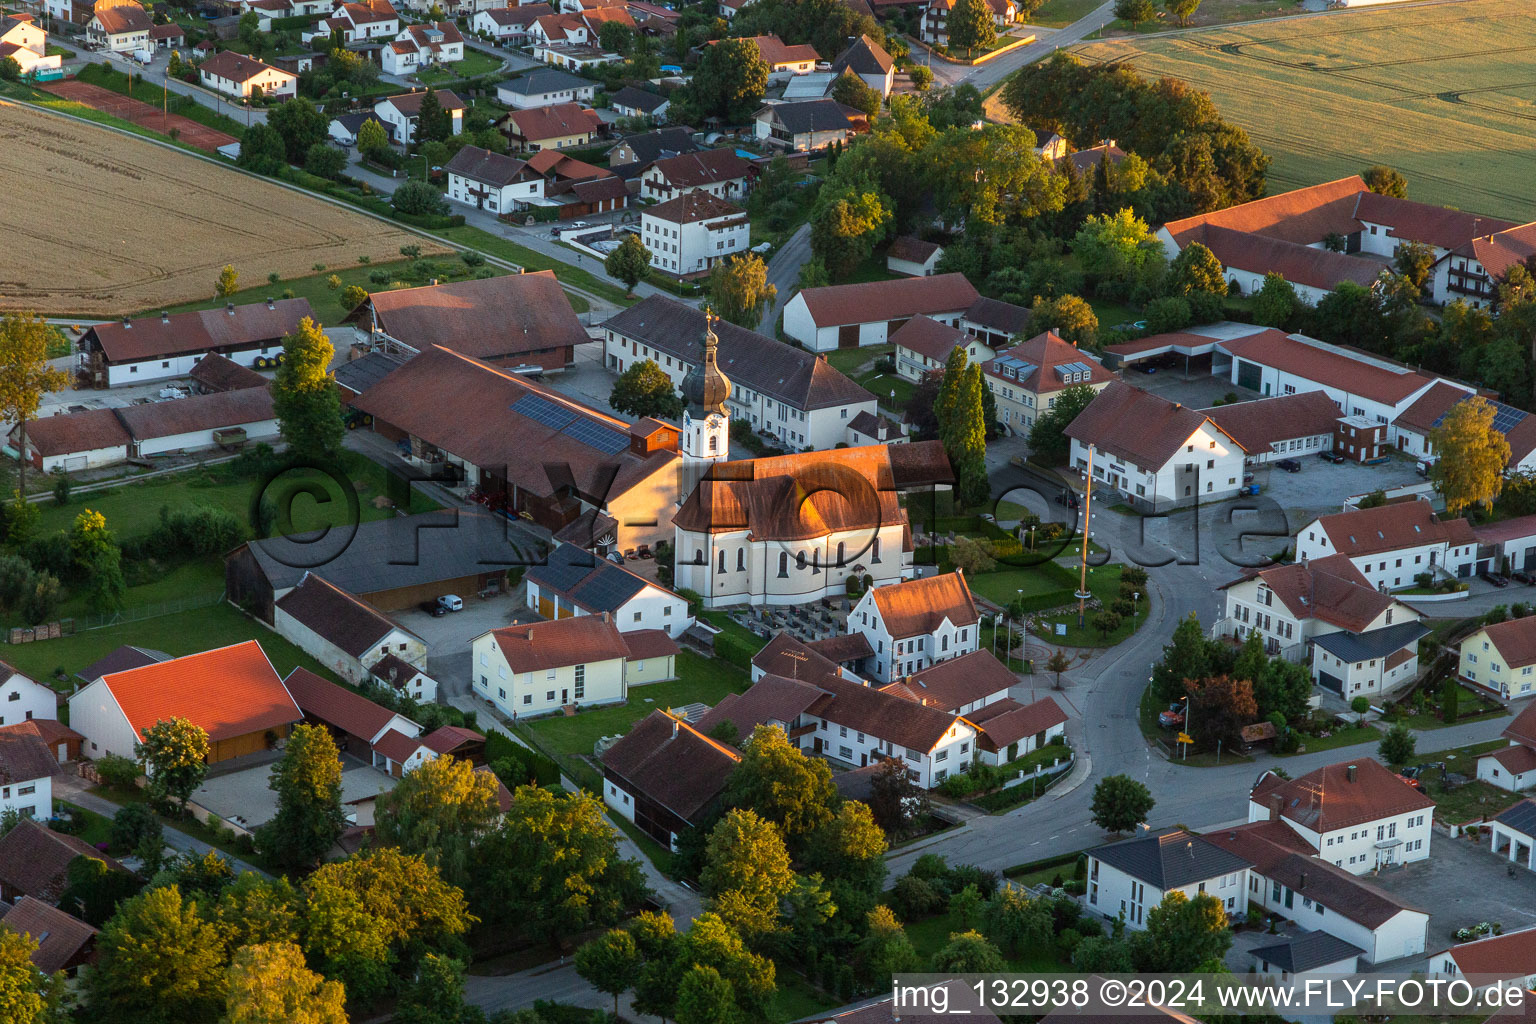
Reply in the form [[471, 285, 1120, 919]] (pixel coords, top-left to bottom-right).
[[1073, 0, 1536, 222], [0, 100, 439, 316]]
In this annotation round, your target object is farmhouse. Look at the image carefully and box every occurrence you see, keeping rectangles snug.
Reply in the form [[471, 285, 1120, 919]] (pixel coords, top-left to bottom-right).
[[474, 4, 554, 43], [1462, 619, 1536, 704], [849, 571, 979, 684], [471, 614, 636, 716], [77, 298, 313, 387], [783, 273, 981, 351], [982, 330, 1115, 436], [600, 295, 878, 451], [495, 67, 594, 109], [381, 21, 465, 75], [525, 543, 692, 636], [86, 3, 151, 51], [0, 664, 63, 728], [273, 572, 427, 686], [601, 710, 739, 851], [1202, 391, 1349, 465], [349, 272, 588, 371], [1294, 499, 1480, 589], [68, 640, 301, 763], [753, 99, 865, 153], [0, 725, 61, 820], [640, 192, 749, 277], [639, 148, 751, 201], [374, 90, 465, 145], [497, 101, 603, 152], [197, 51, 297, 99], [1248, 759, 1434, 874]]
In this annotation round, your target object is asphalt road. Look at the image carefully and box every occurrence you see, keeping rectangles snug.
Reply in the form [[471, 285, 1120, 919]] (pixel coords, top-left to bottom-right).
[[763, 222, 811, 330]]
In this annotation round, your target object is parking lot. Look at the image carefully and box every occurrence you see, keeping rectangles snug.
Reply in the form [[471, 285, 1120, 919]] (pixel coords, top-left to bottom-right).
[[1367, 832, 1536, 956], [194, 756, 396, 830], [1251, 450, 1424, 521], [391, 590, 537, 696]]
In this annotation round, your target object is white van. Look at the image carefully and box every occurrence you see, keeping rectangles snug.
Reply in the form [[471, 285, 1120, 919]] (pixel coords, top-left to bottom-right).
[[437, 594, 463, 612]]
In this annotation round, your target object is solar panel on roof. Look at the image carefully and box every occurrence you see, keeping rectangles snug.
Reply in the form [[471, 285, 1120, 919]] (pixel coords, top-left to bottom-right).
[[561, 418, 630, 455], [512, 393, 575, 430], [1432, 396, 1528, 435]]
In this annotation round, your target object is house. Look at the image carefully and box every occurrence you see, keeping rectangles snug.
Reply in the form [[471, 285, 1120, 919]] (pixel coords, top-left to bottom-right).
[[373, 90, 465, 145], [845, 410, 907, 448], [443, 146, 538, 214], [921, 0, 1016, 45], [1203, 391, 1348, 465], [0, 14, 61, 76], [713, 33, 818, 76], [784, 273, 981, 352], [606, 125, 698, 173], [1217, 555, 1426, 694], [381, 21, 465, 75], [1462, 619, 1536, 704], [981, 331, 1115, 436], [273, 573, 427, 686], [0, 820, 125, 905], [473, 3, 553, 43], [754, 99, 864, 153], [1488, 799, 1536, 872], [528, 10, 588, 46], [886, 236, 944, 277], [1433, 925, 1536, 990], [966, 694, 1067, 766], [609, 85, 669, 121], [525, 543, 692, 636], [885, 649, 1011, 716], [830, 34, 894, 96], [350, 347, 682, 549], [317, 0, 400, 43], [1294, 499, 1480, 589], [76, 297, 313, 387], [1249, 759, 1434, 873], [279, 666, 424, 775], [327, 110, 387, 146], [601, 710, 739, 851], [890, 316, 993, 384], [472, 614, 635, 716], [1251, 851, 1429, 964], [188, 352, 268, 394], [525, 149, 628, 218], [198, 50, 298, 99], [0, 898, 98, 976], [369, 654, 438, 704], [600, 295, 878, 451], [1480, 703, 1536, 794], [1065, 381, 1246, 511], [641, 192, 750, 278], [1084, 827, 1251, 928], [349, 272, 588, 371], [1250, 930, 1363, 983], [1393, 381, 1536, 474], [673, 441, 953, 608], [495, 67, 594, 109], [962, 295, 1033, 348], [69, 640, 302, 763], [0, 720, 84, 766], [1054, 143, 1128, 177], [625, 0, 679, 34], [0, 725, 61, 820], [639, 148, 751, 201], [1434, 222, 1536, 308], [76, 646, 169, 685], [498, 101, 602, 152], [849, 571, 979, 684], [0, 664, 60, 728], [86, 2, 151, 51], [532, 40, 621, 70]]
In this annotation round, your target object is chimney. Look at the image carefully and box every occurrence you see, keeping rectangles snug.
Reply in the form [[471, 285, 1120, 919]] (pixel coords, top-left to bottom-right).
[[671, 717, 679, 736], [226, 302, 235, 314], [1268, 791, 1283, 821], [602, 610, 610, 623], [1298, 870, 1308, 889], [1346, 764, 1357, 783], [160, 311, 169, 323]]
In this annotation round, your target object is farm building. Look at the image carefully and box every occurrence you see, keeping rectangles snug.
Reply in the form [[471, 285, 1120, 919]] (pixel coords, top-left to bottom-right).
[[273, 572, 427, 686], [77, 298, 313, 388], [0, 665, 61, 728], [783, 274, 981, 351], [188, 352, 269, 394], [279, 667, 425, 775], [524, 542, 692, 636], [885, 236, 944, 277]]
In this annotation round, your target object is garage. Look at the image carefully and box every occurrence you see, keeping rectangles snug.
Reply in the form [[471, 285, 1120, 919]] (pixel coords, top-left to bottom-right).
[[1317, 670, 1344, 694], [1236, 359, 1263, 393]]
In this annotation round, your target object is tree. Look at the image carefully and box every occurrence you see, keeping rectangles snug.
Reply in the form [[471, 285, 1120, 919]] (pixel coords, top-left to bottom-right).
[[1379, 722, 1416, 768], [268, 98, 327, 164], [1046, 649, 1071, 690], [1090, 774, 1154, 834], [681, 37, 768, 123], [1163, 0, 1200, 25], [723, 725, 837, 839], [1073, 934, 1134, 972], [810, 164, 892, 277], [1151, 612, 1214, 704], [109, 803, 163, 870], [1115, 0, 1157, 25], [415, 89, 452, 147], [394, 953, 477, 1024], [1093, 609, 1123, 639], [88, 885, 227, 1024], [856, 905, 921, 986], [1251, 271, 1300, 328], [1394, 241, 1435, 291], [1029, 294, 1098, 348], [982, 885, 1053, 957], [223, 942, 347, 1024], [609, 359, 683, 420], [701, 808, 795, 938], [0, 55, 20, 82], [803, 799, 888, 889], [0, 312, 71, 496], [1428, 396, 1510, 514], [272, 316, 344, 463], [1074, 208, 1165, 301], [217, 264, 240, 298], [1025, 381, 1097, 465], [1185, 675, 1257, 753], [356, 116, 389, 158], [0, 927, 64, 1024], [1350, 695, 1371, 726], [1442, 675, 1460, 724], [707, 254, 777, 329], [676, 964, 738, 1024], [339, 285, 368, 312], [938, 358, 988, 507], [1138, 891, 1232, 972], [866, 756, 926, 837], [214, 874, 302, 951], [237, 123, 286, 174], [374, 753, 500, 888], [69, 508, 124, 613], [598, 18, 632, 53], [304, 142, 347, 180], [924, 125, 1065, 228], [947, 0, 996, 55], [393, 179, 448, 217], [910, 64, 933, 91], [255, 723, 346, 871], [1167, 241, 1225, 297], [832, 69, 881, 116], [1362, 164, 1408, 198], [605, 234, 652, 295], [238, 10, 261, 50], [575, 929, 641, 1018], [136, 717, 210, 813], [930, 930, 1006, 973], [676, 912, 775, 1017]]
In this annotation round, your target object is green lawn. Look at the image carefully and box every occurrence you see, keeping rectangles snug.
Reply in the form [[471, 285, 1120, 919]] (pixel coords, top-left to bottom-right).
[[855, 368, 915, 411], [1282, 721, 1381, 756], [56, 801, 113, 848], [438, 225, 632, 308], [1004, 563, 1150, 646], [964, 562, 1080, 607], [1396, 684, 1506, 730], [0, 80, 212, 161], [1087, 297, 1141, 331], [416, 49, 505, 85], [1407, 739, 1522, 823], [905, 908, 1066, 971], [39, 560, 227, 629], [768, 973, 841, 1023], [75, 62, 247, 139], [1028, 0, 1106, 27], [826, 345, 887, 377]]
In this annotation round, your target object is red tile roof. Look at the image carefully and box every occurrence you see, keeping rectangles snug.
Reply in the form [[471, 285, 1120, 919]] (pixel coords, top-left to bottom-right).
[[0, 819, 125, 903], [646, 191, 744, 224], [1473, 514, 1536, 547], [711, 33, 819, 66], [1443, 925, 1536, 978], [1352, 192, 1518, 252], [275, 573, 418, 659], [601, 710, 739, 821], [870, 571, 978, 638], [1202, 391, 1342, 454], [381, 89, 464, 115], [891, 315, 972, 364], [1217, 330, 1436, 407], [984, 331, 1116, 395], [1486, 743, 1536, 777], [200, 50, 291, 84], [115, 387, 274, 442], [421, 725, 484, 755], [1481, 617, 1536, 673], [1218, 554, 1396, 633], [622, 628, 679, 661], [794, 273, 979, 328], [281, 667, 406, 745], [1505, 701, 1536, 748], [92, 4, 152, 33], [1195, 818, 1317, 874], [895, 650, 1012, 712], [500, 101, 601, 143], [1455, 223, 1536, 279], [887, 236, 941, 264], [1162, 176, 1368, 249], [1396, 384, 1536, 466], [357, 271, 588, 362], [486, 615, 632, 673], [0, 727, 62, 785], [92, 640, 301, 744], [645, 148, 752, 188], [21, 408, 130, 458], [964, 695, 1067, 750], [372, 727, 421, 763], [1251, 758, 1432, 833], [188, 352, 268, 393], [0, 897, 97, 974], [1192, 223, 1389, 292], [1312, 500, 1477, 558], [1064, 381, 1242, 468], [86, 298, 313, 364]]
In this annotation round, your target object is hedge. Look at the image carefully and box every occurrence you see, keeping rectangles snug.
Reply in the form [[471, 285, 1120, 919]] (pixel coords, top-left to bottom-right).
[[392, 210, 466, 229], [267, 13, 315, 29], [714, 631, 759, 669]]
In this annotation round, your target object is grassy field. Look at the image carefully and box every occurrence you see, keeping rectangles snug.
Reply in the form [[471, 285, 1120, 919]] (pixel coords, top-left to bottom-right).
[[1028, 0, 1106, 28], [75, 62, 246, 139], [1073, 0, 1536, 222], [416, 50, 505, 85], [438, 225, 632, 308]]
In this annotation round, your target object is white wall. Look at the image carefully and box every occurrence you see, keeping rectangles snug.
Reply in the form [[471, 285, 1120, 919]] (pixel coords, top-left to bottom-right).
[[0, 674, 57, 728], [525, 579, 692, 637], [1071, 422, 1244, 511], [849, 588, 979, 684], [0, 773, 51, 821], [135, 416, 280, 457], [1249, 801, 1431, 874], [1295, 516, 1477, 588], [1477, 750, 1536, 792], [471, 632, 628, 717], [675, 522, 910, 609], [105, 341, 281, 387], [68, 679, 139, 760]]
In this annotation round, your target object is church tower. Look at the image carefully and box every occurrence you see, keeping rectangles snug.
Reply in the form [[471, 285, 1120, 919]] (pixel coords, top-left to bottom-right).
[[680, 311, 731, 472]]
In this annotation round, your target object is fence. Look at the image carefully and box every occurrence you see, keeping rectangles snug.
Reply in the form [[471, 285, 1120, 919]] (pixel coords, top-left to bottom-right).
[[6, 592, 226, 643]]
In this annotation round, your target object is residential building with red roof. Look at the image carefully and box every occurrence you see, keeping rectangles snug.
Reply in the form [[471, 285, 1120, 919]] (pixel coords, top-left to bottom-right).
[[0, 897, 98, 976], [885, 236, 944, 277], [0, 819, 127, 905], [783, 273, 982, 352], [1433, 923, 1536, 990], [1064, 381, 1246, 512], [86, 1, 151, 50], [920, 0, 1017, 46], [1393, 381, 1536, 474], [318, 0, 399, 43], [849, 571, 980, 684], [601, 710, 740, 850], [280, 667, 423, 775], [639, 148, 752, 202], [473, 3, 555, 44], [965, 694, 1067, 765], [707, 33, 818, 74], [273, 572, 427, 688], [78, 297, 313, 389], [982, 330, 1116, 436], [496, 101, 602, 153], [1463, 619, 1536, 708], [891, 315, 998, 384], [0, 723, 65, 820], [1249, 758, 1434, 874], [68, 640, 301, 763], [381, 20, 465, 76], [373, 89, 464, 145], [641, 192, 749, 278], [198, 51, 297, 100], [1295, 498, 1480, 591], [1201, 390, 1346, 465], [472, 613, 663, 718], [0, 662, 60, 729]]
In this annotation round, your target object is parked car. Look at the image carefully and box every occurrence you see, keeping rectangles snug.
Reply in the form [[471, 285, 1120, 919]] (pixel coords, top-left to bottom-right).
[[1157, 705, 1185, 729], [1318, 450, 1345, 463], [418, 600, 447, 617], [1480, 572, 1508, 588], [1514, 571, 1535, 585], [1140, 364, 1157, 374], [1055, 491, 1080, 510], [438, 594, 464, 611], [1416, 461, 1431, 477], [1275, 459, 1302, 473], [636, 544, 653, 559]]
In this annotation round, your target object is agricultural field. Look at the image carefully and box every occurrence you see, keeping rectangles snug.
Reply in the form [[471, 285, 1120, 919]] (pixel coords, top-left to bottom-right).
[[0, 100, 438, 316], [1073, 0, 1536, 222]]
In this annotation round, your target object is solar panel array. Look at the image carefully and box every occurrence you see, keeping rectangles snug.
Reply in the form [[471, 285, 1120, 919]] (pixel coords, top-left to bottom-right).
[[1431, 395, 1528, 435], [512, 394, 630, 455], [513, 393, 574, 430]]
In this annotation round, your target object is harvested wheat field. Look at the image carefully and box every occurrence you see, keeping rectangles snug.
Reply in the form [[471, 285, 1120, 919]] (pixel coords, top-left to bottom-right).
[[0, 100, 438, 316], [1073, 0, 1536, 222]]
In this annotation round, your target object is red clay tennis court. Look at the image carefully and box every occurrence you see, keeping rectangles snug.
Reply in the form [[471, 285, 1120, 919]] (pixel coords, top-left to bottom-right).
[[43, 79, 237, 153]]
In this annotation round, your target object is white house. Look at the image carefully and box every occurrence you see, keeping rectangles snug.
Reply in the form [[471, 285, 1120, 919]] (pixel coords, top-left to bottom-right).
[[0, 667, 59, 728], [373, 90, 465, 145], [921, 0, 1017, 45], [1476, 514, 1536, 576], [1251, 932, 1364, 984], [600, 295, 880, 452], [442, 145, 537, 214], [1432, 925, 1536, 991], [471, 614, 634, 718], [886, 236, 944, 278], [890, 316, 995, 385], [783, 273, 981, 352], [76, 298, 310, 388], [1249, 759, 1434, 874], [1083, 828, 1252, 929], [1065, 381, 1246, 511], [1478, 704, 1536, 793], [850, 571, 979, 684], [496, 66, 594, 109], [1430, 223, 1536, 309], [1460, 619, 1536, 702], [198, 51, 298, 100], [381, 21, 464, 76], [609, 85, 668, 121], [1393, 382, 1536, 475], [315, 0, 400, 44], [280, 666, 424, 777], [639, 149, 751, 202], [1294, 499, 1480, 589], [641, 192, 749, 278], [0, 727, 60, 821], [473, 3, 553, 43], [982, 331, 1116, 437], [896, 649, 1017, 716], [524, 543, 693, 637], [86, 3, 150, 51], [0, 15, 61, 76], [369, 654, 438, 704], [1202, 391, 1347, 466], [967, 694, 1068, 766], [830, 34, 894, 96], [753, 98, 863, 153], [272, 573, 427, 687]]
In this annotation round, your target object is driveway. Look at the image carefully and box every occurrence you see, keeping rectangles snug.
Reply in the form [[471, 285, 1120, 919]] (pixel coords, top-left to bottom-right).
[[1367, 833, 1536, 957], [192, 756, 395, 830]]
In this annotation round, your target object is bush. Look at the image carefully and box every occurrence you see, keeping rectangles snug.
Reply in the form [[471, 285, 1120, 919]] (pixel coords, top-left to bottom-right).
[[95, 753, 141, 790], [392, 179, 449, 217], [146, 506, 245, 560], [890, 874, 942, 920], [53, 476, 70, 506], [713, 631, 759, 669]]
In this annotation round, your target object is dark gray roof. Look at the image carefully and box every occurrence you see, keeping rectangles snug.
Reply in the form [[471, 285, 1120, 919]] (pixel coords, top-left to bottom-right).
[[758, 99, 860, 135], [600, 295, 874, 412], [1495, 798, 1536, 837], [610, 85, 668, 113], [965, 296, 1032, 335], [1310, 620, 1431, 663], [1090, 828, 1251, 889], [1264, 853, 1423, 927], [77, 645, 171, 683], [830, 34, 893, 78], [443, 145, 529, 187], [499, 67, 589, 95], [606, 125, 698, 176], [333, 111, 385, 135], [525, 543, 659, 613], [241, 507, 545, 597], [1250, 931, 1363, 973], [333, 351, 405, 395]]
